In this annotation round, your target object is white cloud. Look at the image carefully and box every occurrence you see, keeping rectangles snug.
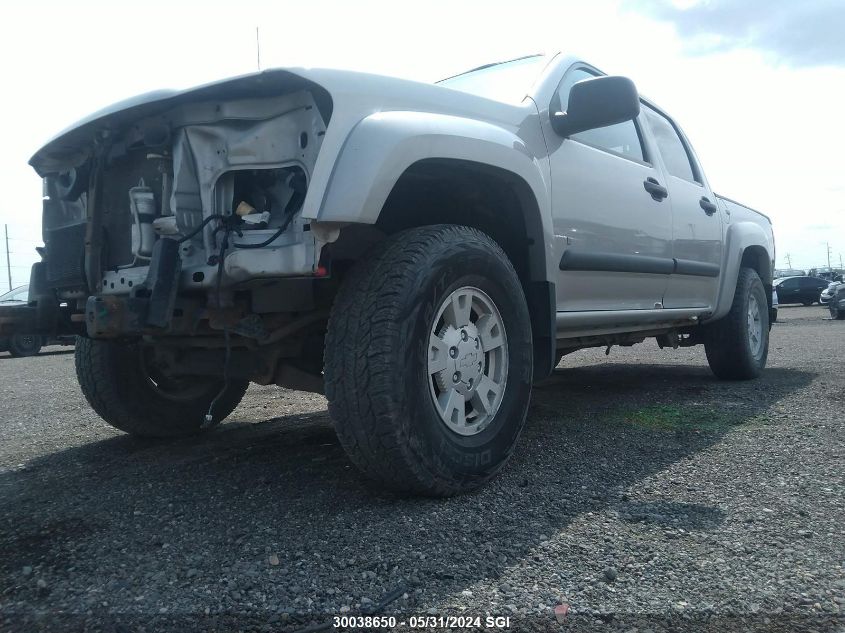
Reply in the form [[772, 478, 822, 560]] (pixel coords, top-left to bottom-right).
[[632, 0, 845, 68]]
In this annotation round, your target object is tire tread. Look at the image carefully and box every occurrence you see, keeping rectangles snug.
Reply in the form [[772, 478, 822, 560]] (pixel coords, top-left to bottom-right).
[[324, 225, 530, 496]]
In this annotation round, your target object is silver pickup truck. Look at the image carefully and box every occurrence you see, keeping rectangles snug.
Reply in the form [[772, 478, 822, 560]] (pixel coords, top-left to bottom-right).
[[9, 53, 775, 495]]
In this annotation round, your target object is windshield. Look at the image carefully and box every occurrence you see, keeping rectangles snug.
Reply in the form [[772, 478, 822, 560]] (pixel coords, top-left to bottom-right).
[[437, 55, 548, 103], [0, 285, 29, 302]]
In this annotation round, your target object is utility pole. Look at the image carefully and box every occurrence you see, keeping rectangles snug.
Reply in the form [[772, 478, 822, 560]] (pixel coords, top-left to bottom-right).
[[785, 253, 792, 268], [256, 27, 261, 71], [4, 224, 11, 292], [827, 242, 833, 270]]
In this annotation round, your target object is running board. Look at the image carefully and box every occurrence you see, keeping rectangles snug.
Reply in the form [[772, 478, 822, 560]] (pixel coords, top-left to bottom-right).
[[556, 308, 709, 340]]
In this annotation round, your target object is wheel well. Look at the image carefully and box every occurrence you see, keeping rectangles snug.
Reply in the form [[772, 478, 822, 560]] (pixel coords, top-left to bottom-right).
[[741, 246, 772, 285], [374, 159, 545, 280], [325, 158, 555, 378], [741, 245, 773, 310]]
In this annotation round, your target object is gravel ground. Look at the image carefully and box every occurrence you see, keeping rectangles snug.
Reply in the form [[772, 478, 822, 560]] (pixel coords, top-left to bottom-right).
[[0, 305, 843, 632]]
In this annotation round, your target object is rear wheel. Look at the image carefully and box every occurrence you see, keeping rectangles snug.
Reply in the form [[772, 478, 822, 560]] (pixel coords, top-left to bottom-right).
[[75, 337, 248, 437], [704, 268, 769, 380], [831, 306, 845, 320], [324, 225, 533, 496], [9, 334, 42, 357]]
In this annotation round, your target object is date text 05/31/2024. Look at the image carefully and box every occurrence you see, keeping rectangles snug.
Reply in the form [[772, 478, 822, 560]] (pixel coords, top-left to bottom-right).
[[332, 615, 512, 628]]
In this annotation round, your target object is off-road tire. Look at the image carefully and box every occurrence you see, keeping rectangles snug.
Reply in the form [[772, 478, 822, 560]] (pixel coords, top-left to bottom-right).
[[831, 307, 845, 320], [9, 334, 42, 357], [75, 337, 248, 437], [704, 267, 769, 380], [324, 225, 533, 496]]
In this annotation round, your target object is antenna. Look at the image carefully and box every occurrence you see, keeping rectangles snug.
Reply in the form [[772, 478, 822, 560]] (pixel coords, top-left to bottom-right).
[[256, 26, 261, 71]]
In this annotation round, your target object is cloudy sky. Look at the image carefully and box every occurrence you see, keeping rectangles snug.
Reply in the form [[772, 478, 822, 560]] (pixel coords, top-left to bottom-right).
[[0, 0, 843, 289]]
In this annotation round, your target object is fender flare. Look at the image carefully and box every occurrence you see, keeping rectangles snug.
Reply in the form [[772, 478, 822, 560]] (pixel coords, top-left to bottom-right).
[[313, 110, 555, 281], [708, 220, 775, 322], [314, 110, 557, 377]]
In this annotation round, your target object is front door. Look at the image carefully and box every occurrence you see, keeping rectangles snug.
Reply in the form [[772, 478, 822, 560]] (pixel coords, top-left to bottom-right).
[[776, 277, 801, 304], [546, 67, 673, 312]]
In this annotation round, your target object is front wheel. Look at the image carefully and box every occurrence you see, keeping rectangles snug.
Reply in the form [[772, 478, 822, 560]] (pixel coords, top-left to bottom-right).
[[703, 268, 769, 380], [9, 334, 42, 357], [324, 225, 533, 496], [75, 337, 249, 437]]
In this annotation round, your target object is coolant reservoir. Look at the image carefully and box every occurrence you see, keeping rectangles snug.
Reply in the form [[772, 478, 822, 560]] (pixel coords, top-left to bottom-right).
[[129, 184, 157, 259]]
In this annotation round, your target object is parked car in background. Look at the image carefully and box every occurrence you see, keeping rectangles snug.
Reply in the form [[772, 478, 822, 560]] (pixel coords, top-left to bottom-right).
[[771, 288, 779, 323], [829, 281, 845, 320], [773, 276, 830, 306], [774, 268, 805, 279], [820, 281, 839, 305], [0, 285, 43, 356], [0, 285, 75, 357], [808, 267, 844, 282]]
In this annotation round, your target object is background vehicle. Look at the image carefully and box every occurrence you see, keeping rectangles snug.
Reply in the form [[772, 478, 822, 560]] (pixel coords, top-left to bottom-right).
[[808, 267, 844, 282], [771, 288, 779, 323], [773, 276, 830, 306], [774, 268, 805, 278], [0, 285, 75, 357], [0, 285, 43, 356], [820, 281, 839, 305], [829, 281, 845, 320], [1, 53, 775, 495]]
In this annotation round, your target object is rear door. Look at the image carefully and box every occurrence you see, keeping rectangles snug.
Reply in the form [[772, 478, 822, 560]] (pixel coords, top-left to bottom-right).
[[546, 66, 673, 312], [801, 277, 826, 303], [641, 105, 723, 309]]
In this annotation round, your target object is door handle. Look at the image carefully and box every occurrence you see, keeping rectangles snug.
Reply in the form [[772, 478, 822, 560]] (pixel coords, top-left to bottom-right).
[[700, 197, 718, 215], [643, 177, 668, 201]]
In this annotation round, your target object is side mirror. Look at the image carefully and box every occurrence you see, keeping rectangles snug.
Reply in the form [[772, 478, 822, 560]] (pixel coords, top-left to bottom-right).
[[551, 75, 640, 138]]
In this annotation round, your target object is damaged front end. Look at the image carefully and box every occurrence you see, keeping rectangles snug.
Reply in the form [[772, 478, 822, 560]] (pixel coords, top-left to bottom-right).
[[23, 70, 336, 391]]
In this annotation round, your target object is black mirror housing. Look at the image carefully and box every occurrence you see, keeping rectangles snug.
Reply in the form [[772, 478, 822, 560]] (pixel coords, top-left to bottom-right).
[[551, 76, 640, 138]]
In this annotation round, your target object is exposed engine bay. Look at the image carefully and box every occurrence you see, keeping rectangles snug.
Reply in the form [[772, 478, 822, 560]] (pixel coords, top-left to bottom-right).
[[41, 90, 326, 294], [29, 87, 334, 392]]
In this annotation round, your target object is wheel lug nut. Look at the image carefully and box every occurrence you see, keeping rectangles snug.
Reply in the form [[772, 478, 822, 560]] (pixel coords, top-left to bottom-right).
[[475, 339, 479, 349], [468, 378, 474, 387], [449, 346, 458, 358], [453, 372, 461, 383], [461, 330, 468, 341]]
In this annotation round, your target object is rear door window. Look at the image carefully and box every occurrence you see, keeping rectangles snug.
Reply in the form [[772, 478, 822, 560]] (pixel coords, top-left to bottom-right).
[[642, 106, 699, 183]]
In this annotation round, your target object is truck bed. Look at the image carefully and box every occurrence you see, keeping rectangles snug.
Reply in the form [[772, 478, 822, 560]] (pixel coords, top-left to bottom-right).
[[716, 194, 771, 224]]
